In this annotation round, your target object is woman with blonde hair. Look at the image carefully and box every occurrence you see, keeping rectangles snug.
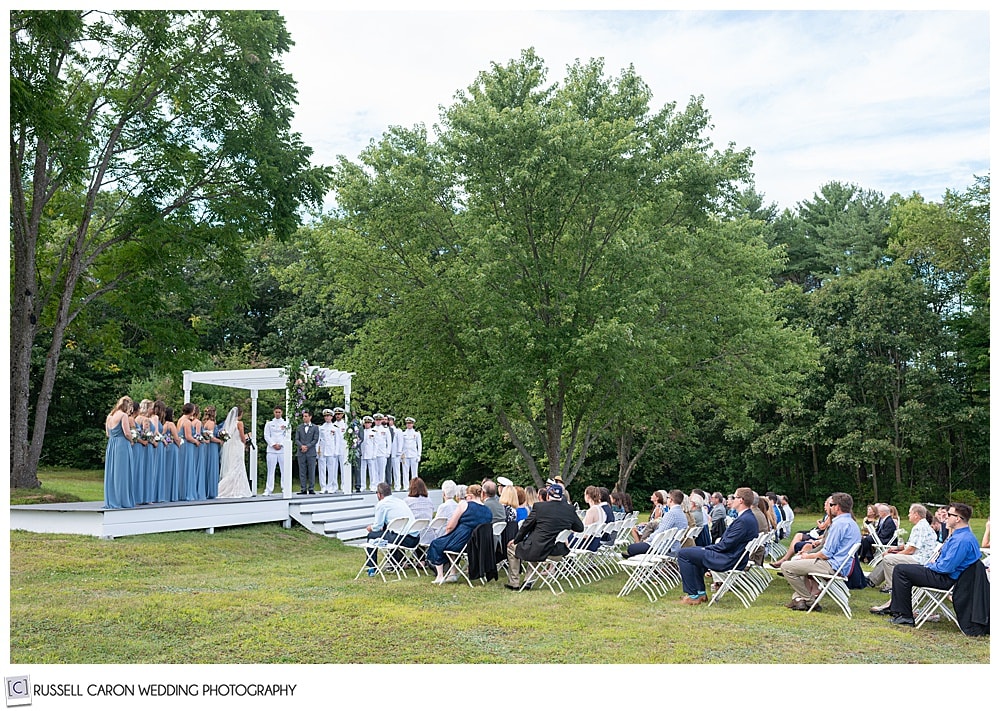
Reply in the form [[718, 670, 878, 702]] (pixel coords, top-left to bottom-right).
[[104, 396, 135, 509], [132, 399, 153, 505], [499, 481, 519, 522], [202, 405, 221, 500], [427, 484, 492, 584]]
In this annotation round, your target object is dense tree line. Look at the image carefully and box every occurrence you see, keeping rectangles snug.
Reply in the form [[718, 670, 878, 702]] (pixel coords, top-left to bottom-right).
[[12, 16, 988, 511]]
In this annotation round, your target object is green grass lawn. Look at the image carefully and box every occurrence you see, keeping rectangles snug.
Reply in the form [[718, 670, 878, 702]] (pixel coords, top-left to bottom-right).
[[8, 468, 991, 664]]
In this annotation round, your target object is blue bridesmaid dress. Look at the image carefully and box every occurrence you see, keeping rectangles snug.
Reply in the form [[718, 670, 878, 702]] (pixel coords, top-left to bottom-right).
[[192, 422, 207, 500], [163, 427, 179, 502], [104, 418, 134, 509], [204, 423, 220, 500], [152, 419, 167, 503], [130, 420, 147, 505], [180, 420, 200, 501], [143, 421, 158, 504]]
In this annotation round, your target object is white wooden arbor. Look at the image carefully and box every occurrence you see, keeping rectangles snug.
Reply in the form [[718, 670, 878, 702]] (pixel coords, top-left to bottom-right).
[[182, 367, 354, 498]]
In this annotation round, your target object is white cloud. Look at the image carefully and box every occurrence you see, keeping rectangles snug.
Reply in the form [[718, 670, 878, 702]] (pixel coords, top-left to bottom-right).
[[281, 9, 989, 211]]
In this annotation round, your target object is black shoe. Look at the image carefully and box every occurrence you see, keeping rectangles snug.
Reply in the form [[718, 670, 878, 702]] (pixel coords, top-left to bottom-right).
[[296, 490, 307, 495], [865, 576, 876, 588], [308, 490, 316, 494], [504, 584, 522, 591], [889, 615, 915, 626]]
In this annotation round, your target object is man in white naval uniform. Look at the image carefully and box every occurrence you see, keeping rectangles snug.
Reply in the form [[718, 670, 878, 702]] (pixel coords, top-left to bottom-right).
[[400, 417, 422, 486], [386, 414, 403, 490], [263, 406, 290, 496], [372, 413, 390, 489], [316, 408, 347, 494], [359, 415, 379, 491]]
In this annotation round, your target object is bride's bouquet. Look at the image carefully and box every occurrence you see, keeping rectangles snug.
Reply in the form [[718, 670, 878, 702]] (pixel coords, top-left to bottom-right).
[[218, 429, 231, 443]]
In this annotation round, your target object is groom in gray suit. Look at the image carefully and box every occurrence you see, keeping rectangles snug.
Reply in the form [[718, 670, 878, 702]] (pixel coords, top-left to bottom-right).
[[295, 410, 319, 494]]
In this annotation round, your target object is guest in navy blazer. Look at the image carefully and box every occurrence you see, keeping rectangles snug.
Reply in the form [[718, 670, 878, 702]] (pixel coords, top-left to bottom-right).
[[676, 487, 760, 604]]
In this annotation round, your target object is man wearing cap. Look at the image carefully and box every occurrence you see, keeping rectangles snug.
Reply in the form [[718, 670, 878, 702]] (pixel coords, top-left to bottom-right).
[[263, 406, 290, 496], [385, 414, 403, 490], [497, 476, 514, 494], [505, 483, 584, 590], [359, 415, 379, 491], [317, 408, 347, 494], [294, 410, 319, 494], [676, 487, 760, 604], [400, 417, 422, 484]]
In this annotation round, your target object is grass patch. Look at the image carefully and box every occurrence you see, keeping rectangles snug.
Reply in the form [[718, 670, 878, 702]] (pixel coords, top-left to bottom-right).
[[9, 467, 990, 664]]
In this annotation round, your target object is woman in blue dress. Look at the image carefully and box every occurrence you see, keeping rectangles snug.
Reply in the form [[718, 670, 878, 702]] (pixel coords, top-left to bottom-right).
[[427, 483, 493, 584], [162, 406, 181, 502], [104, 396, 135, 509], [130, 399, 150, 505], [202, 406, 221, 500], [178, 402, 202, 501], [149, 400, 166, 502], [138, 399, 158, 504]]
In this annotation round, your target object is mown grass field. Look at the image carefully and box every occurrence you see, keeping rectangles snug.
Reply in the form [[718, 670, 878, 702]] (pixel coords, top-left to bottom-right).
[[8, 468, 991, 664]]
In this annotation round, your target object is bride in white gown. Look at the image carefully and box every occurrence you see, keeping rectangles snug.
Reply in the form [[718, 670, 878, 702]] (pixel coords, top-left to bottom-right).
[[217, 406, 253, 498]]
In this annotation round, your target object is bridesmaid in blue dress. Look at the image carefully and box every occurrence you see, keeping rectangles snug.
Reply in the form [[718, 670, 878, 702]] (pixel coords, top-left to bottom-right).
[[150, 400, 167, 502], [104, 396, 135, 509], [179, 402, 202, 501], [162, 406, 181, 502], [202, 406, 221, 500], [130, 400, 150, 504], [139, 399, 158, 504], [192, 405, 208, 500]]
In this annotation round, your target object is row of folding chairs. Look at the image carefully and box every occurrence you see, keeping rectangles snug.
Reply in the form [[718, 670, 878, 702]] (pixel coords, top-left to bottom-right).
[[707, 531, 773, 608], [616, 526, 700, 602]]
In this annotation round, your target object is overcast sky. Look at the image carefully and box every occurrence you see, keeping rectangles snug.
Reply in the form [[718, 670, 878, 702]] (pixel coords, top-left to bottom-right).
[[279, 5, 989, 213]]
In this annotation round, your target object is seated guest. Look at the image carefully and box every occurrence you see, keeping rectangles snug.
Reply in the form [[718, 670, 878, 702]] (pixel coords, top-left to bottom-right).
[[676, 486, 760, 604], [572, 486, 615, 551], [427, 484, 492, 584], [860, 503, 897, 563], [363, 482, 417, 575], [498, 481, 519, 523], [514, 486, 529, 521], [481, 480, 506, 523], [436, 480, 459, 520], [888, 505, 901, 531], [779, 492, 861, 611], [504, 483, 584, 590], [932, 506, 951, 543], [404, 477, 435, 521], [863, 504, 878, 528], [774, 499, 833, 566], [624, 490, 688, 558], [709, 492, 728, 543], [689, 492, 711, 547], [611, 490, 633, 517], [869, 503, 939, 611], [631, 490, 668, 543], [882, 502, 982, 626], [779, 495, 795, 531]]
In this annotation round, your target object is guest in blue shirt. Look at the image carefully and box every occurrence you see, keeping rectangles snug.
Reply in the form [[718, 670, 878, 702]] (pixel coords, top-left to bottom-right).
[[779, 492, 862, 611], [884, 502, 982, 626]]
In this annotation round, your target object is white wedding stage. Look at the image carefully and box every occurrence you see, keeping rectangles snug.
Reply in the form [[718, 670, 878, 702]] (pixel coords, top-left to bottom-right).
[[9, 489, 441, 541]]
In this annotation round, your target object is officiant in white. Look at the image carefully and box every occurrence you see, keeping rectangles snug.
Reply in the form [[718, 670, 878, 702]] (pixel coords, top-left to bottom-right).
[[217, 407, 253, 498]]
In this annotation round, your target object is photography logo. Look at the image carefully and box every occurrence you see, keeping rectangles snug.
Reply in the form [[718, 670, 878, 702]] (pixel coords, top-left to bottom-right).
[[5, 676, 31, 707]]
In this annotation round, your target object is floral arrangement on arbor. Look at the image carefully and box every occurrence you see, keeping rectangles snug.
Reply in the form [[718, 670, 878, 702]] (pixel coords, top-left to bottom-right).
[[345, 417, 362, 470], [281, 358, 331, 429]]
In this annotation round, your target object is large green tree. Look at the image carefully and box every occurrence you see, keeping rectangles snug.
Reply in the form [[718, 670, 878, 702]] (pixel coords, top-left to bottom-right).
[[10, 10, 331, 487], [327, 50, 815, 488]]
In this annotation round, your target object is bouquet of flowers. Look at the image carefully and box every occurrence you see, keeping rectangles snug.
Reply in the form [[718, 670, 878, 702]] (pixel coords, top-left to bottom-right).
[[346, 418, 362, 469], [198, 430, 213, 443], [163, 433, 173, 445], [130, 428, 139, 443], [153, 432, 162, 444], [218, 429, 231, 443]]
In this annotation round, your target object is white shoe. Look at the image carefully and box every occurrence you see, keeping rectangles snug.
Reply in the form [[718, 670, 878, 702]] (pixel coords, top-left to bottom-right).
[[444, 574, 459, 584]]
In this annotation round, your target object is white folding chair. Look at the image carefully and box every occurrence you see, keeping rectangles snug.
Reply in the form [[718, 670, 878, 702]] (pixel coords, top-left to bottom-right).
[[555, 522, 603, 588], [806, 541, 862, 617], [616, 527, 682, 602], [493, 520, 510, 574], [912, 583, 959, 630], [519, 529, 573, 595], [397, 518, 431, 575], [708, 533, 764, 608], [866, 522, 899, 569], [416, 515, 449, 569], [353, 516, 413, 582]]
